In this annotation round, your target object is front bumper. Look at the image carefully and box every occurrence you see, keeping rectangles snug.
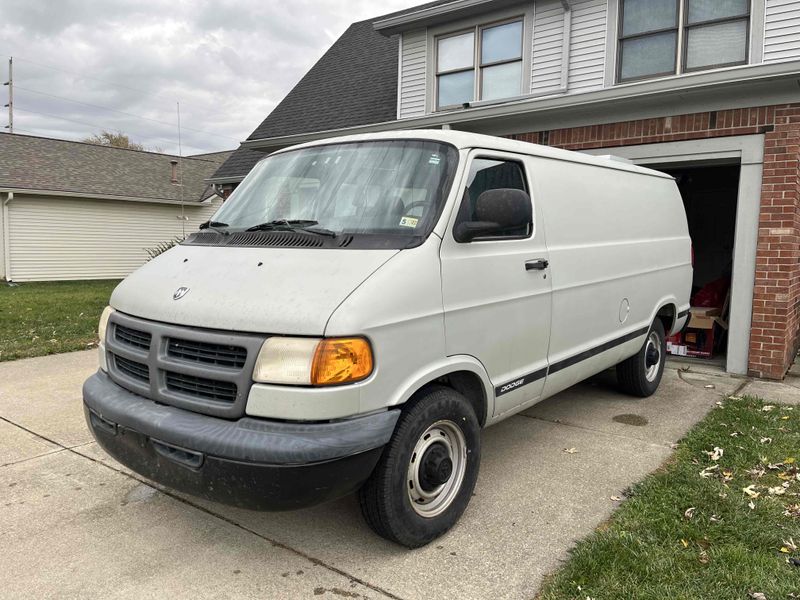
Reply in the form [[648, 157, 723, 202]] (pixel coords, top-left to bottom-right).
[[83, 371, 399, 510]]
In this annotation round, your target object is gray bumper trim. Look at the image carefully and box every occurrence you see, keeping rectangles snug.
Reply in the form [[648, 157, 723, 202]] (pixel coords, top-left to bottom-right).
[[83, 371, 399, 465]]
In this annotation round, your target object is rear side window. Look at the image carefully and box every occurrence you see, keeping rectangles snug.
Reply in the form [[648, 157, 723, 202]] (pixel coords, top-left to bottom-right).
[[455, 158, 531, 239]]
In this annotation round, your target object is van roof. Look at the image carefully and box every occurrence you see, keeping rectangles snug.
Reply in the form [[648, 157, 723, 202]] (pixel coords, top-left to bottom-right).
[[280, 129, 674, 180]]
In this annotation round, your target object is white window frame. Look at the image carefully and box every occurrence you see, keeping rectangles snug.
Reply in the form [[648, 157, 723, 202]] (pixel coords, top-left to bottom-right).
[[427, 6, 534, 112]]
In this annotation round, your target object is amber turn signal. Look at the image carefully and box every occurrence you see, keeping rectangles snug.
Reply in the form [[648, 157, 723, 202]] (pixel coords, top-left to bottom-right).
[[311, 338, 373, 386]]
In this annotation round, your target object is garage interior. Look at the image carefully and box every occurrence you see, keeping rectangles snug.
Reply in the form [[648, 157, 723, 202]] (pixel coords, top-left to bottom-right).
[[659, 163, 741, 363]]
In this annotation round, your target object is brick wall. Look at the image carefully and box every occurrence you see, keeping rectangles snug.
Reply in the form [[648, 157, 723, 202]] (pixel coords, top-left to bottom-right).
[[510, 104, 800, 379]]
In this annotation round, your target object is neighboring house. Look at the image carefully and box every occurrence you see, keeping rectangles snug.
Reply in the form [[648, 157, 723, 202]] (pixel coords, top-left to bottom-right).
[[0, 133, 230, 282], [209, 0, 800, 381]]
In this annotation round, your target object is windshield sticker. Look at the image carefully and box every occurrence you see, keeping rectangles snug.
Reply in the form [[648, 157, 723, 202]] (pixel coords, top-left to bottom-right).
[[429, 154, 441, 165], [399, 216, 419, 228]]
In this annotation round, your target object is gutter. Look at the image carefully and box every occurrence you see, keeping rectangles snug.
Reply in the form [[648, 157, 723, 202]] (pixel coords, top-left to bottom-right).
[[374, 0, 523, 35], [240, 60, 800, 151], [0, 188, 216, 206]]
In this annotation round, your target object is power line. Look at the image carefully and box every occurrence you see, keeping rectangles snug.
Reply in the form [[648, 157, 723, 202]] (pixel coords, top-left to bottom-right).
[[13, 106, 213, 153], [14, 85, 241, 141], [5, 54, 232, 114]]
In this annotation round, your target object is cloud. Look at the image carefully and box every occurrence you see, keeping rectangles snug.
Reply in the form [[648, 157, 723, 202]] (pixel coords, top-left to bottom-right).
[[0, 0, 422, 154]]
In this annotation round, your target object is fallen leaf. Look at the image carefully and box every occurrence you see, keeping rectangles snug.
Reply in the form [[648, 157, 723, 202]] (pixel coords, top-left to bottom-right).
[[722, 469, 734, 483], [762, 405, 776, 412], [743, 485, 761, 499], [748, 500, 756, 510], [563, 448, 578, 454], [700, 465, 719, 478], [782, 416, 791, 421], [768, 487, 786, 496], [760, 437, 773, 444], [781, 546, 792, 554], [684, 507, 696, 520], [610, 496, 622, 502], [786, 458, 796, 465], [747, 467, 766, 479], [728, 395, 742, 400], [785, 504, 800, 518], [749, 593, 767, 600], [784, 537, 798, 552], [704, 447, 724, 461], [698, 550, 710, 564], [705, 384, 715, 389], [681, 539, 689, 548], [710, 514, 722, 523]]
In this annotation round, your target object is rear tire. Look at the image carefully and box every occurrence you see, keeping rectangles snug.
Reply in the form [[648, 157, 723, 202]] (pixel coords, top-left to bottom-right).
[[358, 385, 480, 548], [616, 318, 666, 397]]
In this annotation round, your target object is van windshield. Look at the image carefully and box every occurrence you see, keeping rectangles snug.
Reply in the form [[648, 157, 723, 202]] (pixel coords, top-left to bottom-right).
[[212, 140, 459, 244]]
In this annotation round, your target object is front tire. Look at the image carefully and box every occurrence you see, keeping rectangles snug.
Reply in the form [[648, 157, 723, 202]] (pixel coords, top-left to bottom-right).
[[358, 385, 481, 548], [616, 318, 666, 397]]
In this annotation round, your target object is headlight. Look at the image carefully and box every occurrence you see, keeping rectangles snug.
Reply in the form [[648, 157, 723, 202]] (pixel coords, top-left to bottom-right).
[[98, 306, 115, 345], [254, 337, 373, 386]]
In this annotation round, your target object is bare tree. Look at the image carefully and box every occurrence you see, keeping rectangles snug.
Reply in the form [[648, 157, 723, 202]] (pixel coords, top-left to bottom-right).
[[82, 130, 162, 152]]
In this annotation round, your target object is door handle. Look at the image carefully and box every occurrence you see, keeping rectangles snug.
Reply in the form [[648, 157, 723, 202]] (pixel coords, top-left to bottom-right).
[[525, 259, 549, 271]]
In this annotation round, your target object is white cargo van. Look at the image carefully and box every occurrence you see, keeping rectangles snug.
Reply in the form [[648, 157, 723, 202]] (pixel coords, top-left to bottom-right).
[[84, 131, 691, 547]]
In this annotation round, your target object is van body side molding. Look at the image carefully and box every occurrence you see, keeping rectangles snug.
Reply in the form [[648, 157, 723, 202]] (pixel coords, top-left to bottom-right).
[[494, 326, 650, 396], [494, 367, 548, 397]]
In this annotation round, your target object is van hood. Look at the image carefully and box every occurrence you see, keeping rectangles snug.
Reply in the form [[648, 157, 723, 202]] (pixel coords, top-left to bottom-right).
[[110, 245, 399, 335]]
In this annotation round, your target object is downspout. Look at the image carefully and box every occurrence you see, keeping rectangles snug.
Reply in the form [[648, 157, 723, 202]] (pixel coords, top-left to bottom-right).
[[559, 0, 572, 92], [2, 192, 12, 282]]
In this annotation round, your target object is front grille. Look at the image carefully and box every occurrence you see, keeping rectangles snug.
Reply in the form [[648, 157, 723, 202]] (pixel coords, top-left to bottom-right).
[[105, 312, 265, 419], [115, 325, 152, 350], [166, 371, 238, 404], [114, 355, 150, 382], [167, 338, 247, 369]]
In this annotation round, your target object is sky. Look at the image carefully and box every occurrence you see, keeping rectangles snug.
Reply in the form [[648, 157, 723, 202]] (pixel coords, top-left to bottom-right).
[[0, 0, 422, 155]]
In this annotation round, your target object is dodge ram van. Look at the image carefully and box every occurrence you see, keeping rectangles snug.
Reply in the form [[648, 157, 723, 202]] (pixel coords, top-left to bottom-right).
[[84, 130, 692, 548]]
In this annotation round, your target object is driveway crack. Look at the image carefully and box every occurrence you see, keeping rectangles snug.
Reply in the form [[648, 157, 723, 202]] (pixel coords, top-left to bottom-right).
[[0, 416, 406, 600]]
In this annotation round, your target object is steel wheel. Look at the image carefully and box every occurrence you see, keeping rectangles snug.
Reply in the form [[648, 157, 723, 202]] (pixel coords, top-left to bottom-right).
[[406, 420, 467, 518], [644, 331, 662, 382]]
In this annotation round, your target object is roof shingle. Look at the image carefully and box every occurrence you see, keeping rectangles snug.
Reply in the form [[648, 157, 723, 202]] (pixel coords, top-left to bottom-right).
[[0, 133, 231, 202]]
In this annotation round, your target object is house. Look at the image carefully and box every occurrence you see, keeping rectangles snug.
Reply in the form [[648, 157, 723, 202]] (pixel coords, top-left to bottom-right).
[[209, 0, 800, 381], [0, 134, 230, 283]]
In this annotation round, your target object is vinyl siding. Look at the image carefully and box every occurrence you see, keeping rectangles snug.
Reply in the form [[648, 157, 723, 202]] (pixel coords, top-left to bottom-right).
[[764, 0, 800, 62], [567, 0, 607, 92], [7, 195, 221, 282], [399, 29, 428, 118], [531, 0, 567, 93]]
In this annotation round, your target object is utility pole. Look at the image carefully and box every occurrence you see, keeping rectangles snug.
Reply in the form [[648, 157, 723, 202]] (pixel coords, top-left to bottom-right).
[[3, 57, 12, 133]]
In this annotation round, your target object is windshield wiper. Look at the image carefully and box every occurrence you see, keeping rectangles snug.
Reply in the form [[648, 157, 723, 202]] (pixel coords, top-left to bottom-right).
[[199, 220, 230, 233], [246, 219, 336, 238]]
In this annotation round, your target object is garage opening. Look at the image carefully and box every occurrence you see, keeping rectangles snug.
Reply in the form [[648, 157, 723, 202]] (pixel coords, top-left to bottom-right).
[[658, 164, 740, 364]]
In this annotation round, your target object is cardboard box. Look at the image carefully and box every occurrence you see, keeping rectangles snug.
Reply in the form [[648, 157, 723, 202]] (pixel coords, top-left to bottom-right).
[[688, 307, 720, 330]]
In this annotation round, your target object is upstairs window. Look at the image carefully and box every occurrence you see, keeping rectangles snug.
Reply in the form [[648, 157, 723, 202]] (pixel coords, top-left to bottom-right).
[[618, 0, 750, 82], [436, 19, 523, 109]]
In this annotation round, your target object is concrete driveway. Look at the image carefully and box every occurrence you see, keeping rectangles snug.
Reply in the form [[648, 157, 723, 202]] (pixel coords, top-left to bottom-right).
[[1, 350, 791, 599]]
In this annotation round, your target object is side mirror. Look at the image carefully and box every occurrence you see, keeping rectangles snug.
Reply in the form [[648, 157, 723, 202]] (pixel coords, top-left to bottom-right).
[[453, 188, 532, 243]]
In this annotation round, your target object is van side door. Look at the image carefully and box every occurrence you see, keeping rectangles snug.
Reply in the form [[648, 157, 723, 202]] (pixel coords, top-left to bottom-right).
[[439, 151, 552, 418]]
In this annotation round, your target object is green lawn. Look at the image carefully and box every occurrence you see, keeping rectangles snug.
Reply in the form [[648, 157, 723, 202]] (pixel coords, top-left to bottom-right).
[[539, 396, 800, 600], [0, 280, 119, 362]]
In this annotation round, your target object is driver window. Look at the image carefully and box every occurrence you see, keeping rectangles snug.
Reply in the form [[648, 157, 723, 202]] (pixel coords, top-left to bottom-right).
[[455, 158, 531, 239]]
